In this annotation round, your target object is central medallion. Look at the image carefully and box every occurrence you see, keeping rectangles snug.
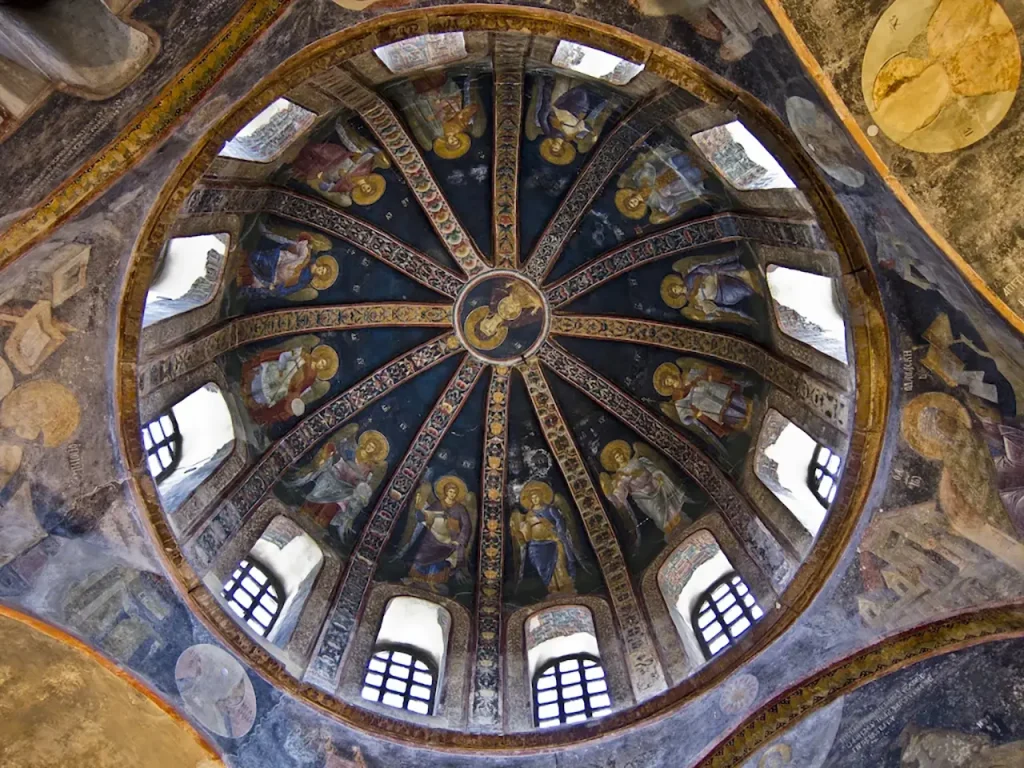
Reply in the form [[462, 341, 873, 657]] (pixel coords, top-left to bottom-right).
[[454, 270, 550, 364]]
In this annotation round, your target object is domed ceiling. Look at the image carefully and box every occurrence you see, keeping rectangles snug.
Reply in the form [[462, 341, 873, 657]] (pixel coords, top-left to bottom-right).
[[130, 25, 866, 742]]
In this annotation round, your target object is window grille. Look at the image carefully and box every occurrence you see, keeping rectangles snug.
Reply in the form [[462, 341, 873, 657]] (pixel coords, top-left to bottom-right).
[[142, 411, 182, 483], [361, 645, 437, 716], [222, 558, 283, 637], [533, 653, 612, 728], [808, 444, 841, 507], [693, 573, 763, 660]]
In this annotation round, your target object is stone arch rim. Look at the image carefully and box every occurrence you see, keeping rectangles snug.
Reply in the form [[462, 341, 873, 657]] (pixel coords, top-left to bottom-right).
[[114, 4, 891, 752]]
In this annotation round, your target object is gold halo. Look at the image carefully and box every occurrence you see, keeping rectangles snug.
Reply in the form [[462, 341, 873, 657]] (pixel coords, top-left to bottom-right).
[[600, 439, 632, 472], [463, 305, 508, 351], [357, 430, 390, 462], [310, 255, 339, 290], [540, 137, 577, 165], [660, 274, 687, 309], [653, 362, 683, 396], [310, 345, 339, 380], [351, 173, 386, 206], [519, 480, 553, 507], [901, 392, 971, 461], [434, 475, 468, 505], [615, 188, 648, 220], [758, 744, 792, 768], [433, 132, 471, 160]]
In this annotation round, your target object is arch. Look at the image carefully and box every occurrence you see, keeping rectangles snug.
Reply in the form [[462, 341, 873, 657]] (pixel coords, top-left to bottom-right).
[[143, 232, 229, 328], [755, 408, 842, 537], [217, 97, 317, 163], [359, 596, 451, 717], [523, 605, 613, 728], [146, 382, 234, 513], [656, 530, 765, 668]]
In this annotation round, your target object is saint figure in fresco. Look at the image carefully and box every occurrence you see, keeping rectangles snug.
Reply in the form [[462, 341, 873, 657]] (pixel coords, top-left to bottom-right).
[[394, 475, 477, 593], [289, 117, 390, 208], [526, 75, 616, 165], [462, 280, 544, 352], [286, 425, 390, 541], [962, 400, 1024, 538], [393, 73, 486, 160], [660, 252, 761, 325], [599, 440, 693, 543], [615, 143, 708, 225], [510, 481, 585, 596], [240, 336, 339, 425], [237, 222, 339, 302], [899, 724, 1024, 768], [653, 358, 753, 450]]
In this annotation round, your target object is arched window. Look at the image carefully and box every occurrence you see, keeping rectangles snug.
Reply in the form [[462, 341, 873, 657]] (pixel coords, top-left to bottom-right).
[[524, 605, 612, 728], [360, 596, 451, 716], [142, 411, 181, 482], [765, 264, 848, 364], [361, 645, 438, 715], [146, 383, 235, 512], [533, 653, 611, 728], [691, 121, 796, 191], [692, 572, 763, 660], [755, 409, 843, 534], [374, 32, 467, 74], [551, 40, 644, 85], [658, 530, 765, 666], [219, 516, 324, 647], [143, 233, 229, 327], [222, 557, 283, 637], [218, 97, 316, 163], [809, 444, 842, 507]]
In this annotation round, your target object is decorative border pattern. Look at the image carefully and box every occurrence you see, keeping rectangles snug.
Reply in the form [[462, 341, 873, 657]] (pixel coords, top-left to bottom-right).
[[492, 38, 527, 270], [696, 603, 1024, 768], [185, 334, 461, 570], [187, 186, 466, 298], [522, 90, 680, 282], [470, 365, 510, 728], [114, 7, 892, 750], [312, 69, 489, 278], [520, 359, 668, 700], [545, 214, 825, 307], [539, 342, 793, 590], [550, 314, 850, 433], [305, 356, 486, 690], [140, 303, 452, 396]]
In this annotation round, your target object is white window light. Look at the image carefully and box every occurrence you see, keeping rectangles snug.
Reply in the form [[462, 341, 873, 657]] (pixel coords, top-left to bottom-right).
[[552, 40, 644, 86], [692, 121, 796, 191], [219, 98, 317, 163], [374, 32, 467, 74]]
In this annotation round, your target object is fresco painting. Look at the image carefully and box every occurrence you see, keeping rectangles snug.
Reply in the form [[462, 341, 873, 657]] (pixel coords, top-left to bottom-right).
[[4, 5, 1024, 768], [287, 116, 391, 209]]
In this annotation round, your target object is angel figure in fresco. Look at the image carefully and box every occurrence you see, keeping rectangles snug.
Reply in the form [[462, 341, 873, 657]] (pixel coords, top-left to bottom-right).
[[394, 475, 477, 594], [599, 440, 694, 544], [286, 425, 390, 541], [289, 117, 391, 208], [463, 280, 544, 352], [526, 75, 616, 166], [240, 336, 339, 426], [653, 358, 753, 451], [510, 481, 586, 596], [393, 73, 486, 160], [615, 143, 708, 225], [237, 221, 339, 301], [660, 252, 761, 325]]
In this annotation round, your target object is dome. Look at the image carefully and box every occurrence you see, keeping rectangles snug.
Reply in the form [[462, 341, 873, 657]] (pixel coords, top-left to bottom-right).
[[123, 14, 878, 746], [12, 2, 1024, 767]]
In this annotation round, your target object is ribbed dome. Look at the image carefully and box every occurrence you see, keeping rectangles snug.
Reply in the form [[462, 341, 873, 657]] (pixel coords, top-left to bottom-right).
[[128, 21, 862, 746]]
